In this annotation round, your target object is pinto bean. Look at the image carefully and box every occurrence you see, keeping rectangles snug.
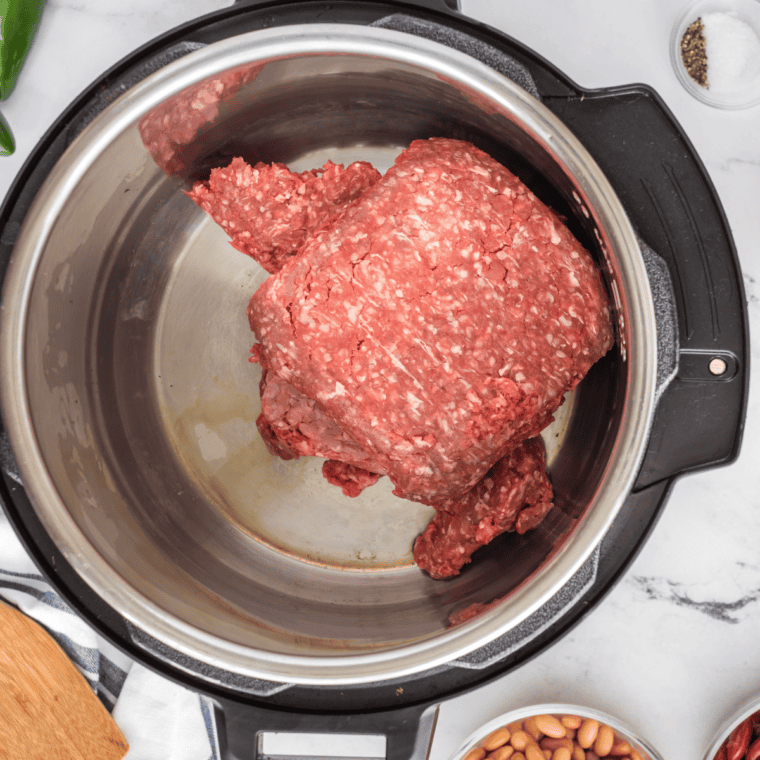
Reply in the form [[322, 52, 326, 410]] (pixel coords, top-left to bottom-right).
[[511, 732, 532, 752], [594, 725, 615, 757], [540, 738, 574, 754], [577, 720, 599, 750], [535, 716, 566, 739], [524, 717, 543, 742], [524, 745, 544, 760], [464, 748, 486, 760], [483, 729, 511, 751], [488, 746, 515, 760]]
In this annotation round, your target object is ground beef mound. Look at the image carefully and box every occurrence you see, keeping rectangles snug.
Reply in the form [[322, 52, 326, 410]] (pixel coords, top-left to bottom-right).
[[189, 138, 614, 578]]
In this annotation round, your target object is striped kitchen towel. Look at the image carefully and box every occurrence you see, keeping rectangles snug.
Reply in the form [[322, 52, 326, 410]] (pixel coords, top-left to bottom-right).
[[0, 508, 220, 760]]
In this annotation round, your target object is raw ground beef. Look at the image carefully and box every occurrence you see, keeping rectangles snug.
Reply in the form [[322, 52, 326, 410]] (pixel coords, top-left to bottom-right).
[[322, 460, 382, 498], [139, 63, 263, 177], [187, 158, 380, 273], [189, 137, 614, 578], [412, 436, 553, 579], [256, 369, 384, 473]]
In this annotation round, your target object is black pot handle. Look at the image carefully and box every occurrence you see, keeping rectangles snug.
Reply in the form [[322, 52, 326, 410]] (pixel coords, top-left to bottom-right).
[[215, 698, 440, 760], [535, 84, 749, 487]]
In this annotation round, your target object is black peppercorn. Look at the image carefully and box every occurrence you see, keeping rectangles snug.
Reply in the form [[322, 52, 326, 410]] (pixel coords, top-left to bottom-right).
[[681, 17, 709, 88]]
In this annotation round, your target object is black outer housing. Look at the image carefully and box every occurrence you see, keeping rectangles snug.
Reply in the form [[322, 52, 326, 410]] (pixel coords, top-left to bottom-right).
[[0, 0, 748, 758]]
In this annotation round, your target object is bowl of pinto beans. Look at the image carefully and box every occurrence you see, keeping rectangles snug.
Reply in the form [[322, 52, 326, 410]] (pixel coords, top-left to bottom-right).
[[452, 704, 664, 760]]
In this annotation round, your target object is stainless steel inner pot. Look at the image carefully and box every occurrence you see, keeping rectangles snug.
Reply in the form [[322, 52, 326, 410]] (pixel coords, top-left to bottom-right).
[[0, 25, 656, 685]]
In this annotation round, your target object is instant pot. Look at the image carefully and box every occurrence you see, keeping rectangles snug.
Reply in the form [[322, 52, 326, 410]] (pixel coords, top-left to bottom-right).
[[0, 1, 748, 758]]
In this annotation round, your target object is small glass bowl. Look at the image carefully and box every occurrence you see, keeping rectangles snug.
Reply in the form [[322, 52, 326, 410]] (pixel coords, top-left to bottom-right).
[[671, 0, 760, 109], [703, 696, 760, 760], [449, 704, 664, 760]]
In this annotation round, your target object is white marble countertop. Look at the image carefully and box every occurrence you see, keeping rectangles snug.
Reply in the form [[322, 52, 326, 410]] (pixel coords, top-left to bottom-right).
[[1, 1, 759, 760]]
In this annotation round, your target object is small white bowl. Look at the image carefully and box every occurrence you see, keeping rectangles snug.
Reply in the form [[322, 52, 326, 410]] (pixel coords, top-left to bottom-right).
[[671, 0, 760, 108], [449, 704, 664, 760], [703, 696, 760, 760]]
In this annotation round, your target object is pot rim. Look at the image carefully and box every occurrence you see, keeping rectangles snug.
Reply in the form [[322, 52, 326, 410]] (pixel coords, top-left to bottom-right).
[[0, 23, 657, 685]]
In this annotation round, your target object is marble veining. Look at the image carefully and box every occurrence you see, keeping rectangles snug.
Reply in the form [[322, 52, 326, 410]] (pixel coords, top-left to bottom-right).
[[1, 1, 760, 760], [630, 575, 760, 624]]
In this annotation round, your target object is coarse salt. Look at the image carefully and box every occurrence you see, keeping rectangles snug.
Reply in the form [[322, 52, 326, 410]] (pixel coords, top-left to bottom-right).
[[702, 12, 760, 93]]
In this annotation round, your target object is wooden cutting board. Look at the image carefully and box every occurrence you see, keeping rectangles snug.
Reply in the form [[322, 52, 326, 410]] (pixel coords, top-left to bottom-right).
[[0, 599, 129, 760]]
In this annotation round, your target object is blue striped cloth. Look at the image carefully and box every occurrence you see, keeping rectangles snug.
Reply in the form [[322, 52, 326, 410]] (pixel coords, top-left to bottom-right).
[[0, 508, 220, 760]]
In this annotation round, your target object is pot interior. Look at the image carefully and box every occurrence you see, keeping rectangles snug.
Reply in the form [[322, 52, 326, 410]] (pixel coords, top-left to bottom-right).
[[3, 30, 641, 683]]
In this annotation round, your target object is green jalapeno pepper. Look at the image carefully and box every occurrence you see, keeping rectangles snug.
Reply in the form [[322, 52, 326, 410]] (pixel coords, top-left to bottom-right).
[[1, 0, 47, 100], [1, 0, 46, 156], [0, 110, 14, 155]]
